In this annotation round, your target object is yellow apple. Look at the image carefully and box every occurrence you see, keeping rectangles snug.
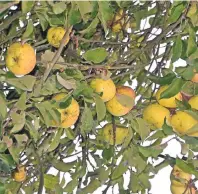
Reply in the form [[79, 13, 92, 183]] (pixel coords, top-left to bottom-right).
[[170, 165, 191, 187], [170, 183, 195, 194], [102, 123, 129, 145], [47, 27, 71, 48], [170, 111, 198, 137], [6, 42, 36, 75], [12, 165, 26, 182], [90, 78, 116, 102], [156, 85, 182, 108], [189, 96, 198, 110], [106, 86, 135, 116], [52, 93, 80, 128], [143, 103, 171, 129]]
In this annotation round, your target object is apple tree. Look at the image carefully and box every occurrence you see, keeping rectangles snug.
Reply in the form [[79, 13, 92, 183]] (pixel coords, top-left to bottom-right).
[[0, 1, 198, 194]]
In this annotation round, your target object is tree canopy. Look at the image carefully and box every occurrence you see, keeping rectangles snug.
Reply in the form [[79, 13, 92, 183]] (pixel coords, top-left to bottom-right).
[[1, 1, 198, 194]]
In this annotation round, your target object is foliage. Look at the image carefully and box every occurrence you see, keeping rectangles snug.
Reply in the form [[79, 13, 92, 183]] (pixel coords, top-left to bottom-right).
[[0, 1, 198, 194]]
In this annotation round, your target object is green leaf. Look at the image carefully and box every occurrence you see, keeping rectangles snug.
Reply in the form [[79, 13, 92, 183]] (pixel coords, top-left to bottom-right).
[[73, 82, 94, 98], [94, 95, 106, 121], [187, 2, 198, 27], [44, 174, 59, 189], [10, 111, 26, 134], [51, 159, 76, 172], [14, 134, 28, 146], [80, 179, 101, 194], [22, 1, 35, 13], [68, 3, 82, 25], [148, 73, 176, 86], [98, 1, 114, 33], [65, 128, 75, 140], [22, 20, 34, 40], [172, 35, 182, 62], [146, 130, 165, 141], [129, 173, 142, 193], [65, 69, 84, 80], [134, 118, 150, 141], [75, 1, 93, 21], [48, 13, 65, 26], [37, 134, 55, 156], [16, 92, 27, 111], [48, 128, 63, 152], [182, 81, 198, 96], [111, 162, 128, 180], [0, 154, 15, 168], [162, 122, 174, 135], [7, 20, 19, 37], [138, 173, 151, 189], [36, 101, 61, 126], [102, 147, 114, 161], [0, 92, 7, 119], [36, 11, 48, 31], [116, 93, 134, 109], [122, 126, 133, 148], [189, 49, 198, 60], [98, 166, 109, 182], [54, 95, 72, 109], [6, 75, 36, 91], [25, 113, 39, 141], [176, 158, 198, 177], [83, 47, 108, 63], [175, 98, 191, 110], [168, 3, 185, 23], [138, 146, 163, 158], [80, 104, 94, 136], [187, 27, 197, 57], [160, 78, 185, 99], [178, 65, 194, 80], [52, 2, 66, 14], [64, 179, 78, 193], [79, 17, 99, 34], [8, 145, 22, 163], [40, 75, 62, 96], [182, 136, 198, 145]]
